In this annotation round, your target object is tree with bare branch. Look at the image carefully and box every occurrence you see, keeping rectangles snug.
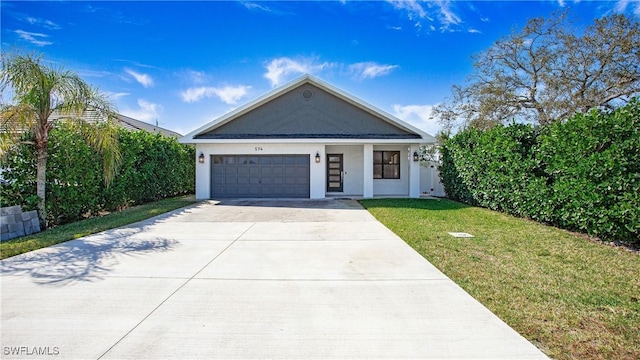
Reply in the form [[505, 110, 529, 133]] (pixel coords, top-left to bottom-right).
[[433, 12, 640, 132]]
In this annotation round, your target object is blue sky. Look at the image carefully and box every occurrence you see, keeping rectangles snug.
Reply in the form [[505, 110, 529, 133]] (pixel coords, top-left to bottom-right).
[[2, 1, 639, 136]]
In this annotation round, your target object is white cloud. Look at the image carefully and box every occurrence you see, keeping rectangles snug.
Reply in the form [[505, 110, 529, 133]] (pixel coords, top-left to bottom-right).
[[105, 92, 129, 101], [15, 30, 52, 46], [615, 0, 640, 15], [349, 62, 399, 80], [392, 104, 440, 136], [213, 85, 252, 104], [186, 70, 207, 84], [121, 99, 162, 122], [181, 87, 210, 103], [26, 17, 61, 29], [437, 1, 461, 26], [181, 85, 251, 105], [386, 0, 464, 32], [77, 68, 112, 78], [386, 0, 427, 20], [468, 28, 481, 34], [264, 57, 331, 87], [125, 68, 154, 88], [242, 2, 272, 12]]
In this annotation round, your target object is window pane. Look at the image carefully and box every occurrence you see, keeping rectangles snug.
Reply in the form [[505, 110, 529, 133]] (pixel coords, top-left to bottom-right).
[[373, 151, 382, 164], [383, 164, 400, 179], [373, 164, 382, 179], [390, 152, 399, 164], [382, 151, 392, 164], [373, 151, 400, 179]]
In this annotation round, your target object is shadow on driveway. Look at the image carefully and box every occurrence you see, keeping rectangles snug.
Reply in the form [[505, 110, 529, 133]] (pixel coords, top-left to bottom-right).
[[0, 228, 177, 286]]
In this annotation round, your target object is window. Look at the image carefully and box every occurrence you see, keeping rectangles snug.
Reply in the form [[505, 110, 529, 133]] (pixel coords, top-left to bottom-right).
[[373, 151, 400, 179]]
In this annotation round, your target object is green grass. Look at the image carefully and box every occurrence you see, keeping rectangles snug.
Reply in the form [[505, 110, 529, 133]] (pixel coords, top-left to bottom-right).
[[1, 195, 198, 260], [360, 198, 640, 360]]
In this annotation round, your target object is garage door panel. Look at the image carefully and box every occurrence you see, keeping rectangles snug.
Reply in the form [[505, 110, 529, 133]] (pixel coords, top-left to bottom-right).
[[237, 177, 249, 185], [236, 186, 251, 196], [211, 155, 310, 198]]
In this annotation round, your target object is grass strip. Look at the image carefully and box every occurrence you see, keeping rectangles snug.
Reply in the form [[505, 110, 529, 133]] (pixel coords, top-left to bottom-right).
[[360, 198, 639, 360], [1, 195, 198, 260]]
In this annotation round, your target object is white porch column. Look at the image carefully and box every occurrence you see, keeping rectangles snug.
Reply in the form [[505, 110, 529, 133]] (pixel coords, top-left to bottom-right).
[[409, 145, 421, 198], [363, 144, 373, 198], [195, 145, 210, 200], [310, 145, 326, 199]]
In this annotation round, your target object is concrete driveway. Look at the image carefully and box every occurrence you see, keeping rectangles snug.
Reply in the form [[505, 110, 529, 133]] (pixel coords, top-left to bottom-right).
[[1, 199, 547, 359]]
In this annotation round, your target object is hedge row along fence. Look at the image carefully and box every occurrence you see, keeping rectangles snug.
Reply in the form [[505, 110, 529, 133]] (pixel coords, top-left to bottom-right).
[[0, 122, 195, 226], [439, 99, 639, 244]]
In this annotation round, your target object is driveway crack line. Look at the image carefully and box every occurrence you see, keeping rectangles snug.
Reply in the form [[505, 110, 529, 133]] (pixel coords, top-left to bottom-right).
[[96, 222, 256, 360]]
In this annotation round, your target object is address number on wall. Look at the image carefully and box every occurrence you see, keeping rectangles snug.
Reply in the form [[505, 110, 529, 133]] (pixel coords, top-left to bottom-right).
[[255, 146, 264, 151]]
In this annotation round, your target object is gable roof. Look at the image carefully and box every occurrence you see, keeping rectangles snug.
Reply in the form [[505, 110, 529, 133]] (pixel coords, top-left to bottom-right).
[[180, 75, 435, 144]]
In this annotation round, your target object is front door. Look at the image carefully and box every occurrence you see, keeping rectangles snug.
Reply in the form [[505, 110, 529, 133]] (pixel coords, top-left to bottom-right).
[[326, 154, 343, 192]]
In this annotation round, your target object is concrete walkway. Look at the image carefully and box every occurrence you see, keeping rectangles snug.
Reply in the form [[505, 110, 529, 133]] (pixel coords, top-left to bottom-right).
[[1, 199, 548, 359]]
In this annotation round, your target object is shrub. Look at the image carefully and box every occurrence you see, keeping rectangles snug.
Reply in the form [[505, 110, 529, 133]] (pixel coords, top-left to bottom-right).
[[439, 99, 639, 243], [0, 122, 195, 226]]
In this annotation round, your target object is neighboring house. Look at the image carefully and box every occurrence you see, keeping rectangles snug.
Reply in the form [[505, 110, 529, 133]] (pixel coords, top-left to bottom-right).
[[50, 109, 182, 138], [180, 75, 436, 200]]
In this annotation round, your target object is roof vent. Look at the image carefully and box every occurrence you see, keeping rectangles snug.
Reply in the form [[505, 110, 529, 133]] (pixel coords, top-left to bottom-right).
[[302, 88, 314, 101]]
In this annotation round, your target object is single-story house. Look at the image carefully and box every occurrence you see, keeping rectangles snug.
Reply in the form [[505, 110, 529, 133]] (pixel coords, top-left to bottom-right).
[[180, 75, 436, 200]]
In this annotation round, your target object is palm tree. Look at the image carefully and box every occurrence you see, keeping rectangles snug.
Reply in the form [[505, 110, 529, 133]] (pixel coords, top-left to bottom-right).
[[0, 52, 121, 227]]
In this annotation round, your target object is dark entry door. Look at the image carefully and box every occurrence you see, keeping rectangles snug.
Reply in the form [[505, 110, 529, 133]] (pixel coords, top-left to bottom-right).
[[326, 154, 343, 192]]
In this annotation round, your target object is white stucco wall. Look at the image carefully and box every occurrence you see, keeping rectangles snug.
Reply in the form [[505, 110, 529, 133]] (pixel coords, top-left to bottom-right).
[[325, 145, 364, 196], [194, 142, 423, 200], [372, 145, 410, 196]]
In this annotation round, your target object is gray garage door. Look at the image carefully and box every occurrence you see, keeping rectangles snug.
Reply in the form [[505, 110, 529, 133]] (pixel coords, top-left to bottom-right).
[[211, 155, 310, 198]]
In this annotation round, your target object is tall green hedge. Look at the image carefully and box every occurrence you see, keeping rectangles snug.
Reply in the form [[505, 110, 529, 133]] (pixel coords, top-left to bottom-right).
[[440, 99, 639, 243], [0, 122, 195, 226]]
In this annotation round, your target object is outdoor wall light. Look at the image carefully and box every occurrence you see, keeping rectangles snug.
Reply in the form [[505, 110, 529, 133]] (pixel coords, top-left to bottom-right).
[[413, 151, 419, 162], [198, 152, 205, 164], [315, 152, 321, 163]]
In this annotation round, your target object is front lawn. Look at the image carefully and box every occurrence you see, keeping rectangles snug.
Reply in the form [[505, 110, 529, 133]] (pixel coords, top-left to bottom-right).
[[360, 198, 639, 360], [0, 195, 198, 260]]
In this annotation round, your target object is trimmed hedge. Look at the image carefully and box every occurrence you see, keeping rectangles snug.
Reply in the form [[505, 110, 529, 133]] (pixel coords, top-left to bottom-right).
[[440, 99, 640, 243], [0, 122, 194, 226]]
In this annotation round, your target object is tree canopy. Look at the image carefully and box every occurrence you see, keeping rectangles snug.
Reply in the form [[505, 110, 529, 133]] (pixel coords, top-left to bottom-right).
[[1, 52, 120, 226], [433, 12, 640, 132]]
